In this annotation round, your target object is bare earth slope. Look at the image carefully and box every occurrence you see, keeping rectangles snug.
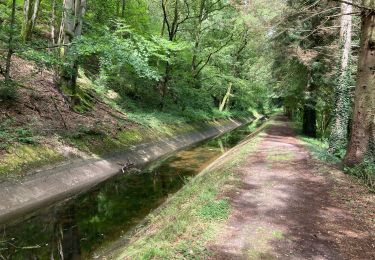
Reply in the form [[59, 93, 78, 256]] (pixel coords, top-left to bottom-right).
[[209, 117, 375, 260]]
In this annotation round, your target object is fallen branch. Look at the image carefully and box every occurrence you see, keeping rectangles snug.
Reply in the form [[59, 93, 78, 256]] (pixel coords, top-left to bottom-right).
[[51, 96, 68, 130]]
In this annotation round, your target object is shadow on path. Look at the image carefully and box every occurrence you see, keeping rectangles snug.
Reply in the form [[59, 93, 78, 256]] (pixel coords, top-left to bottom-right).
[[209, 116, 375, 260]]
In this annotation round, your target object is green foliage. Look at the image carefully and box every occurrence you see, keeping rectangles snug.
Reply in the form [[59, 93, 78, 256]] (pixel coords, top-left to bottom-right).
[[15, 128, 35, 144], [345, 160, 375, 190], [298, 135, 341, 164], [0, 80, 17, 101], [0, 0, 279, 123], [300, 133, 374, 190], [273, 0, 340, 138], [76, 21, 187, 82], [198, 199, 230, 220], [0, 119, 37, 149]]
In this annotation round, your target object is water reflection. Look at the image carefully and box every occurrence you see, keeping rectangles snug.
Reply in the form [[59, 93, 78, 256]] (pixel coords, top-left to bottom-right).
[[0, 119, 263, 259]]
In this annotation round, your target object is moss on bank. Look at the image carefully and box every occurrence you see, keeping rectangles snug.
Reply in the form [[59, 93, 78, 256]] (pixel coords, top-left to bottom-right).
[[0, 144, 64, 180], [100, 131, 262, 259], [64, 118, 240, 156]]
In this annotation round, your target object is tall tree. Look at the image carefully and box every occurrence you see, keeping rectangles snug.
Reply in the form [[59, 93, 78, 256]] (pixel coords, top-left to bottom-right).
[[329, 0, 353, 154], [157, 0, 190, 109], [190, 0, 229, 88], [58, 0, 86, 104], [345, 0, 375, 165], [274, 0, 338, 137], [21, 0, 42, 42], [121, 0, 126, 17], [5, 0, 17, 82]]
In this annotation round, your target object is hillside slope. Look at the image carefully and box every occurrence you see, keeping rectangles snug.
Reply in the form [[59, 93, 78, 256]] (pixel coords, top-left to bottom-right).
[[0, 57, 248, 180]]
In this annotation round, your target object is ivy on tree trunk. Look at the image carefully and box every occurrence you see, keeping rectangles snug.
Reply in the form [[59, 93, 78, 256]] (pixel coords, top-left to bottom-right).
[[345, 6, 375, 166]]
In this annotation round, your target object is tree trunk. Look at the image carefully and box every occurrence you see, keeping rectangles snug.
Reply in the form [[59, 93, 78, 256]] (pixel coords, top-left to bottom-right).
[[191, 0, 205, 88], [219, 82, 232, 112], [344, 9, 375, 165], [329, 1, 352, 154], [121, 0, 126, 17], [22, 0, 41, 42], [5, 0, 17, 82], [303, 101, 317, 137], [58, 0, 86, 103], [158, 62, 171, 110], [51, 0, 57, 45], [158, 0, 181, 109], [161, 16, 166, 36]]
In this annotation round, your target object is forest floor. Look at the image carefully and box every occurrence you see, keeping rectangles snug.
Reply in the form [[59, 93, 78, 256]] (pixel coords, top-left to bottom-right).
[[109, 116, 375, 260], [208, 116, 375, 259]]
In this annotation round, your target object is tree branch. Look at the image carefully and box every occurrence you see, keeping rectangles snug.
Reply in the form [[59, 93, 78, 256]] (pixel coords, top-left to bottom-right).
[[329, 0, 374, 11], [161, 0, 172, 39], [195, 33, 234, 78]]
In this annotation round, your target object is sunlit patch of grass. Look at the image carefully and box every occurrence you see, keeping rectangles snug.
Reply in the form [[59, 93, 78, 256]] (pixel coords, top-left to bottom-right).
[[198, 199, 230, 220], [247, 250, 275, 259], [0, 144, 63, 180]]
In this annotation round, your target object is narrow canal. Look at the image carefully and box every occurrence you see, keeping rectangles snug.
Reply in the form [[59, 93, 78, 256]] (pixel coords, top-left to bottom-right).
[[0, 119, 265, 259]]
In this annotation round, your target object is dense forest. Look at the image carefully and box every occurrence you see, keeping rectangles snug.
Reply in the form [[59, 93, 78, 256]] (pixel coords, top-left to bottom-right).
[[0, 0, 374, 183]]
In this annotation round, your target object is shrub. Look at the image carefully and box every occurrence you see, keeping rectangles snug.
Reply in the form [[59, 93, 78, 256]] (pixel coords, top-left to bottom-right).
[[0, 80, 17, 101], [345, 159, 375, 190]]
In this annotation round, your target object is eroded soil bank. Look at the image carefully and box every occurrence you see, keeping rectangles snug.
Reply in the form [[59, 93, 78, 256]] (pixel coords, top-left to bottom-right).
[[105, 116, 374, 260]]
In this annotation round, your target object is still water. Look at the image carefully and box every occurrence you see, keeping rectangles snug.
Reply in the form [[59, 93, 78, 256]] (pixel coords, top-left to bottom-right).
[[0, 119, 264, 259]]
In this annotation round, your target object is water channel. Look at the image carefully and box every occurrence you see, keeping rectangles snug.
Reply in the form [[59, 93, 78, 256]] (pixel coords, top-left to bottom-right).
[[0, 119, 265, 259]]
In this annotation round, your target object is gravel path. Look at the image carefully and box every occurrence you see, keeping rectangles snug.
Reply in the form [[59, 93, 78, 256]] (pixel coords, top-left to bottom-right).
[[209, 117, 375, 260]]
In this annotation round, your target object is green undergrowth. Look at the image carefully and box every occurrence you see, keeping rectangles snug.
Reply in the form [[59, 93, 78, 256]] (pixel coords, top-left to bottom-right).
[[344, 160, 375, 190], [298, 136, 340, 164], [0, 120, 38, 150], [61, 74, 248, 155], [298, 135, 374, 190], [0, 120, 66, 179], [107, 134, 262, 260], [64, 127, 150, 156]]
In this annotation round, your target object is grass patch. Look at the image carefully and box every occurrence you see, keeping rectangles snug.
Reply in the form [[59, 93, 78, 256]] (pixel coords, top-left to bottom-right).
[[65, 127, 153, 156], [344, 160, 375, 190], [297, 134, 374, 190], [64, 121, 212, 156], [198, 199, 230, 220], [298, 136, 340, 164], [0, 119, 37, 150], [105, 135, 262, 260], [0, 144, 63, 180]]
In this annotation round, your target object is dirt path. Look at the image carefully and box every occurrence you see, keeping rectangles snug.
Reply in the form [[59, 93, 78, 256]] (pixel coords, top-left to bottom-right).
[[209, 117, 375, 260]]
